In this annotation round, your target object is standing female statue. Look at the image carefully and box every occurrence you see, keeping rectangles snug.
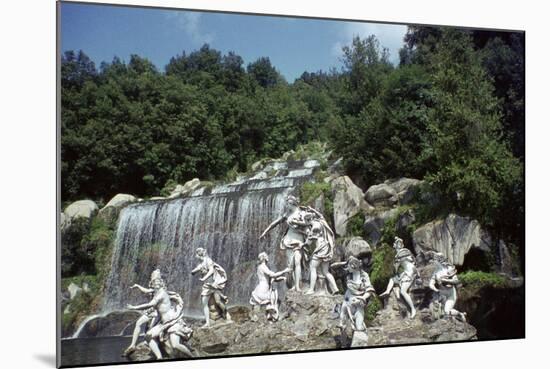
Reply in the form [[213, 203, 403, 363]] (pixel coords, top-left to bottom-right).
[[249, 252, 290, 322], [191, 248, 230, 328], [380, 236, 418, 318], [259, 195, 310, 292]]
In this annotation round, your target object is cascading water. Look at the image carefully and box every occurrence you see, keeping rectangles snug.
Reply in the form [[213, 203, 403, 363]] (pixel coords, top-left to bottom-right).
[[101, 160, 319, 317]]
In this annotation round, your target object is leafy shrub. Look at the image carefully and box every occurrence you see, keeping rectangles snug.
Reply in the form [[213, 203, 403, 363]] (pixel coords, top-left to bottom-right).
[[369, 244, 395, 292]]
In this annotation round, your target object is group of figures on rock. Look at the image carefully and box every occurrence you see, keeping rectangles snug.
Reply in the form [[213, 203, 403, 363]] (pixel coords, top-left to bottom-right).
[[122, 195, 466, 360]]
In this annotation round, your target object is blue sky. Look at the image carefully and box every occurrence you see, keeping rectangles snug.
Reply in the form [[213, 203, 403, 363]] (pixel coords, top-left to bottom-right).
[[60, 2, 408, 82]]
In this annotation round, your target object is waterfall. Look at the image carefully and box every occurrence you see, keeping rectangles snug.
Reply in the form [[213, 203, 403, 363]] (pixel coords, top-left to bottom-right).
[[101, 161, 317, 315]]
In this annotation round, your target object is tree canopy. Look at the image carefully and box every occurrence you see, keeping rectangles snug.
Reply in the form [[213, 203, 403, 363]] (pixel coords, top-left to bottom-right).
[[61, 28, 524, 248]]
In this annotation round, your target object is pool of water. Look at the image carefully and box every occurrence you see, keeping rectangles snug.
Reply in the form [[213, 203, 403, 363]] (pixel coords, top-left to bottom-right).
[[61, 336, 133, 367]]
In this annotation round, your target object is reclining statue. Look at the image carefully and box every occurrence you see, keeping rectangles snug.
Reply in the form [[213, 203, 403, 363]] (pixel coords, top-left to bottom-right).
[[125, 269, 194, 359], [379, 236, 418, 318], [249, 252, 290, 322], [191, 247, 231, 328]]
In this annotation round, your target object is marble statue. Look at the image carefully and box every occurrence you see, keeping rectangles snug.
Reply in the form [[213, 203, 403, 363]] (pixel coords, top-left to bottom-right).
[[191, 247, 231, 328], [379, 236, 418, 318], [249, 252, 290, 322], [304, 219, 339, 295], [259, 195, 311, 292], [125, 269, 194, 359], [335, 256, 376, 332], [429, 252, 466, 321]]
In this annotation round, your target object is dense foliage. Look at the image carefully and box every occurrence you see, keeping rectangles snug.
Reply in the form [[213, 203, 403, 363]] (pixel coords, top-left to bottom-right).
[[61, 27, 524, 251]]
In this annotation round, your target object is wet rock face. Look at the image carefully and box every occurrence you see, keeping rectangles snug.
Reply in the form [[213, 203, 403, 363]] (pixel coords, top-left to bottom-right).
[[412, 214, 492, 266]]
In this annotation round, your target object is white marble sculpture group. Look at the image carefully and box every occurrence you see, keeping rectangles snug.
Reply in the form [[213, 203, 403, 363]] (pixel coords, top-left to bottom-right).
[[123, 195, 466, 359]]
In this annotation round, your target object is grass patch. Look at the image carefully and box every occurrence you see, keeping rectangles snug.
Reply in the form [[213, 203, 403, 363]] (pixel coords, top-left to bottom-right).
[[458, 271, 507, 288]]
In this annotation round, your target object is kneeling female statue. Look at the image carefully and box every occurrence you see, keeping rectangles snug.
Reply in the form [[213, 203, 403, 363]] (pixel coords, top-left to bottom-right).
[[249, 252, 290, 322]]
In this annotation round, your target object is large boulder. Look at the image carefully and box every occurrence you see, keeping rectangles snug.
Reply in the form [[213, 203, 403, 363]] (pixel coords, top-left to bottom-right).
[[339, 237, 372, 260], [331, 176, 372, 236], [98, 194, 136, 224], [64, 200, 98, 221], [412, 214, 492, 266], [168, 178, 201, 199], [365, 183, 398, 208], [385, 178, 422, 205]]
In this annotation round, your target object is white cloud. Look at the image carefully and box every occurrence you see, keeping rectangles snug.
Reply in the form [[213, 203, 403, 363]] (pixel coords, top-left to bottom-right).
[[167, 11, 214, 45], [333, 21, 408, 64]]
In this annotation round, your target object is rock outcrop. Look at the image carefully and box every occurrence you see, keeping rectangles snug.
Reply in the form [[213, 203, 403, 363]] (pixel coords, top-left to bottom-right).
[[385, 178, 422, 205], [365, 183, 398, 208], [64, 200, 98, 222], [98, 194, 136, 224], [412, 214, 492, 266], [168, 178, 201, 199], [129, 285, 476, 362], [331, 176, 372, 236], [338, 237, 372, 260], [368, 295, 477, 346]]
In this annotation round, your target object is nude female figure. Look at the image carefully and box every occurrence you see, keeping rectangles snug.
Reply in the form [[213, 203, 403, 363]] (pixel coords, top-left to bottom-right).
[[259, 195, 310, 292]]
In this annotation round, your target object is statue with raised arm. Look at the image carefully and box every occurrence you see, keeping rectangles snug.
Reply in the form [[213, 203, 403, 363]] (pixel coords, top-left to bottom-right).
[[250, 252, 290, 322], [304, 219, 339, 295], [379, 236, 418, 318], [191, 247, 230, 328], [334, 256, 376, 332], [259, 194, 322, 292], [428, 252, 466, 321], [126, 270, 194, 359]]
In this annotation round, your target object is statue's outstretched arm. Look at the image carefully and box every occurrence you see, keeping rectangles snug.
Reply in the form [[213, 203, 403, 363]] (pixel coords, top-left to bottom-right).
[[259, 216, 284, 240], [191, 262, 203, 275], [127, 294, 160, 311], [261, 264, 290, 278], [131, 284, 154, 294]]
